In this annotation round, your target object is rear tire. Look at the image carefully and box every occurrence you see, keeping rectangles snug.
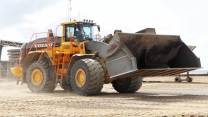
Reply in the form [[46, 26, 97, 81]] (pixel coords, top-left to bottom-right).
[[112, 77, 143, 93], [26, 61, 56, 93], [70, 59, 105, 96]]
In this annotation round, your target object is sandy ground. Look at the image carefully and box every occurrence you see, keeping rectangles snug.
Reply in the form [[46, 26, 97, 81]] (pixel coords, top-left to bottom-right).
[[0, 76, 208, 117]]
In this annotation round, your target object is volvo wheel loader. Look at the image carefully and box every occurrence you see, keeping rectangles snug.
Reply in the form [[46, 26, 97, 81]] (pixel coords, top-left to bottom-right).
[[11, 20, 201, 96]]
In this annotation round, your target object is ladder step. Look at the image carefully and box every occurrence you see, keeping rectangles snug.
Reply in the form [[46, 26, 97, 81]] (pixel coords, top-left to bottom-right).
[[56, 79, 61, 82], [57, 69, 67, 74]]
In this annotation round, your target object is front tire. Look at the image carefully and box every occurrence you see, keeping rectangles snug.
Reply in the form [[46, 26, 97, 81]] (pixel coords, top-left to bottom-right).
[[26, 61, 56, 93], [112, 77, 143, 93], [70, 59, 105, 96]]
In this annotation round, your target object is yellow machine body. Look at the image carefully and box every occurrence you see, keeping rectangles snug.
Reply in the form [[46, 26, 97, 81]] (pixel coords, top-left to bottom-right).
[[11, 20, 97, 84]]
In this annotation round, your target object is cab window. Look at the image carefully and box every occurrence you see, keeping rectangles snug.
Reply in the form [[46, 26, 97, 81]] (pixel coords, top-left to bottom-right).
[[65, 24, 75, 41], [76, 23, 94, 41]]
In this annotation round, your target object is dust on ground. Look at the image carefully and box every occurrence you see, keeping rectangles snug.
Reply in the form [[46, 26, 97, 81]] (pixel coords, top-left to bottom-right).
[[0, 76, 208, 117]]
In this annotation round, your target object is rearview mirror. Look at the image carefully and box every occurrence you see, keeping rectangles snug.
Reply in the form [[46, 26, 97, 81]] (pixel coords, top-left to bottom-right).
[[97, 25, 100, 32]]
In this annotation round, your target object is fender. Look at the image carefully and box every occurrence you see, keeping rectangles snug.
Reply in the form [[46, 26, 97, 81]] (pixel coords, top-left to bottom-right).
[[22, 51, 53, 83], [85, 41, 108, 59], [68, 54, 95, 71]]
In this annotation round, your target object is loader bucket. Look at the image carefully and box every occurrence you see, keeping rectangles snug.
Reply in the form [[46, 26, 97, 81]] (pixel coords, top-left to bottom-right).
[[106, 31, 201, 78]]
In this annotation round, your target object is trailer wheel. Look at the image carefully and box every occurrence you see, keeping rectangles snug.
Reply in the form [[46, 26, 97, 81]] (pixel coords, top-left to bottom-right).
[[70, 59, 105, 96], [186, 76, 193, 82], [174, 77, 182, 82], [26, 61, 56, 92], [112, 77, 143, 93]]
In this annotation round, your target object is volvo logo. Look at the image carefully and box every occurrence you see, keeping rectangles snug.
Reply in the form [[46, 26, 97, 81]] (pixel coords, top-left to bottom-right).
[[34, 43, 53, 48]]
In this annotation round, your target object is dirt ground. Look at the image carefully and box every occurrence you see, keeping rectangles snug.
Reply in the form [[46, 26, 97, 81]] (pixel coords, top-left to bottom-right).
[[0, 76, 208, 117]]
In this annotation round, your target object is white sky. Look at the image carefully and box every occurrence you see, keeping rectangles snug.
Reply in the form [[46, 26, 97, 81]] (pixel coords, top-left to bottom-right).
[[0, 0, 207, 70]]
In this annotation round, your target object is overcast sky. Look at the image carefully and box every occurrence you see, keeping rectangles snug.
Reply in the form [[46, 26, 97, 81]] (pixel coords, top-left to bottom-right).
[[0, 0, 207, 70]]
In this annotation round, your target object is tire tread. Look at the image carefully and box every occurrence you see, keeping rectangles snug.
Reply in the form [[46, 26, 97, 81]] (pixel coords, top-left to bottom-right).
[[26, 60, 55, 93], [70, 59, 105, 96]]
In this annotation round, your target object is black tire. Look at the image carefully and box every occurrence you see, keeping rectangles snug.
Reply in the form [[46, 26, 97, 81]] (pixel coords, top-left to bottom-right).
[[175, 77, 182, 82], [112, 77, 143, 93], [26, 60, 56, 93], [186, 76, 193, 82], [60, 77, 72, 91], [70, 59, 105, 96]]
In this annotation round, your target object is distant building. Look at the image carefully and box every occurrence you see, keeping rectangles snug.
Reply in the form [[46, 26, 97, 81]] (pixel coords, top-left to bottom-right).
[[0, 61, 16, 78]]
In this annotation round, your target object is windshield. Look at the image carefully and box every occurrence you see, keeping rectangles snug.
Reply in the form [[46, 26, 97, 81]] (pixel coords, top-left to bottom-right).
[[76, 23, 95, 41]]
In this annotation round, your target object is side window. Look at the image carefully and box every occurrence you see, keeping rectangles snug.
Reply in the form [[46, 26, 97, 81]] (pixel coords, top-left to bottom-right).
[[65, 24, 75, 41]]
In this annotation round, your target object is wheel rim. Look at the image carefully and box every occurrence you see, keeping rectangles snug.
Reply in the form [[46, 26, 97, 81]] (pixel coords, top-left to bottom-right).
[[31, 69, 43, 86], [116, 78, 127, 85], [75, 68, 86, 88]]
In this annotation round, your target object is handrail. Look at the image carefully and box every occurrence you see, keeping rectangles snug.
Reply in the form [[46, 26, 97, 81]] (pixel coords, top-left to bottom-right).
[[53, 25, 62, 59], [26, 32, 56, 54], [26, 32, 47, 54], [94, 34, 101, 41]]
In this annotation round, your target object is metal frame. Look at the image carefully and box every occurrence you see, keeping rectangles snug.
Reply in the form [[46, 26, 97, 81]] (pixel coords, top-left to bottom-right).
[[0, 39, 24, 47]]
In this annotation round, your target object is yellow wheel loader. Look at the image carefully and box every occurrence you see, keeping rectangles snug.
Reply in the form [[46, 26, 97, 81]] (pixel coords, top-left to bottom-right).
[[11, 20, 201, 96]]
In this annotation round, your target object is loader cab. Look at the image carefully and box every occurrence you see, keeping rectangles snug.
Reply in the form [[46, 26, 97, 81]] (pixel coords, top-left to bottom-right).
[[63, 21, 99, 42]]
